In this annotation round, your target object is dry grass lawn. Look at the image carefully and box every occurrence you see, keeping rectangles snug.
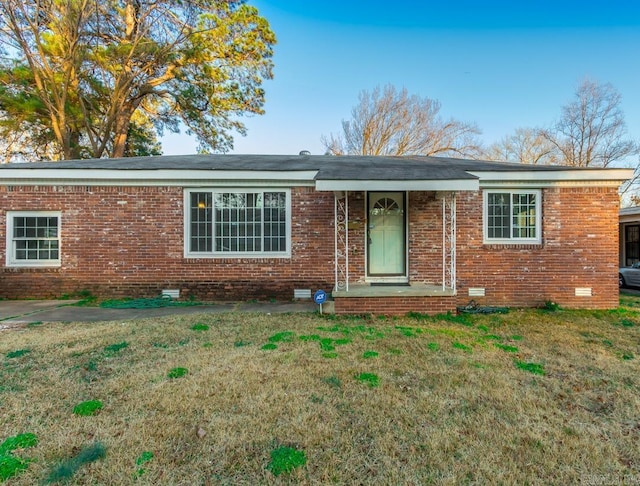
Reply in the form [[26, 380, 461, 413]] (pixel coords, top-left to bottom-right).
[[1, 297, 639, 484]]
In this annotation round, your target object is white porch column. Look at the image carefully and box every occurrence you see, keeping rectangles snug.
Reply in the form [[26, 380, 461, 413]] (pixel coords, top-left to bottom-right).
[[334, 191, 349, 291], [440, 192, 457, 292]]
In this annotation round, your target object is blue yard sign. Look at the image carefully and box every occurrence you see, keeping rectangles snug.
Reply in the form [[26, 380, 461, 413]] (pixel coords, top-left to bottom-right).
[[313, 290, 327, 305]]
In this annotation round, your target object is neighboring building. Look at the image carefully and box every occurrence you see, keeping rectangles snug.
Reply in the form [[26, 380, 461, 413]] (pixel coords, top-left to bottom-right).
[[0, 155, 632, 314], [619, 206, 640, 267]]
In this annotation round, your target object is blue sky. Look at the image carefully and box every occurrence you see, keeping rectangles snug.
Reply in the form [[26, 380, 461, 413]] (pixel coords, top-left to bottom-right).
[[162, 1, 640, 161]]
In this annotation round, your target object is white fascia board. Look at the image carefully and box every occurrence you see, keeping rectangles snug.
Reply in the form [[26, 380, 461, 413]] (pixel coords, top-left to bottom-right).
[[469, 168, 634, 186], [315, 179, 479, 191], [0, 169, 319, 187]]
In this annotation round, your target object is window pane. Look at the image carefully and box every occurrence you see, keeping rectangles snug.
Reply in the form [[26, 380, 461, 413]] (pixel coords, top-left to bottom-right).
[[11, 215, 61, 263], [487, 193, 510, 239], [512, 193, 536, 239], [190, 193, 212, 252]]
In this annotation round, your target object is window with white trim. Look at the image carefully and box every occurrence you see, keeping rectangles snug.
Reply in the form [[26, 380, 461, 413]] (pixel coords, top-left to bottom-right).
[[185, 189, 290, 257], [484, 190, 541, 243], [6, 211, 61, 267]]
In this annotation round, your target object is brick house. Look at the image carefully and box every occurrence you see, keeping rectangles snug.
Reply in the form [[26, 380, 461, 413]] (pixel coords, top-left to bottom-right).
[[0, 154, 631, 314]]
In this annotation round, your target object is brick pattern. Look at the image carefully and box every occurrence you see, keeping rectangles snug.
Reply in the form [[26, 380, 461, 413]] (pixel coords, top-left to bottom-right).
[[0, 186, 335, 300], [334, 296, 456, 315], [0, 185, 620, 313]]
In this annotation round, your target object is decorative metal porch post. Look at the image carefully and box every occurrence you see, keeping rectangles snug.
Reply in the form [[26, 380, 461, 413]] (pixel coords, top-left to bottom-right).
[[334, 191, 349, 291], [441, 192, 457, 293]]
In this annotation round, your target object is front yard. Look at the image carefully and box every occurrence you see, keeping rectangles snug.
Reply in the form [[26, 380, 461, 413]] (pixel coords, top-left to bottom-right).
[[1, 299, 639, 484]]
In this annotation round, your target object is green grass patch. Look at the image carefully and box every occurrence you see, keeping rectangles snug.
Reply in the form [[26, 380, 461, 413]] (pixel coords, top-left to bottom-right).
[[167, 367, 188, 379], [0, 434, 38, 482], [395, 326, 423, 337], [494, 343, 519, 353], [5, 349, 30, 359], [299, 334, 321, 342], [191, 323, 209, 331], [511, 335, 523, 341], [26, 321, 43, 328], [135, 451, 154, 477], [72, 400, 103, 416], [427, 342, 440, 351], [103, 341, 128, 356], [356, 372, 380, 388], [268, 331, 295, 343], [267, 445, 307, 476], [435, 311, 474, 326], [99, 297, 201, 309], [515, 361, 545, 375], [362, 351, 379, 359], [261, 343, 278, 351], [452, 342, 472, 353], [43, 442, 106, 484], [322, 375, 342, 388], [234, 340, 251, 347], [322, 352, 338, 359]]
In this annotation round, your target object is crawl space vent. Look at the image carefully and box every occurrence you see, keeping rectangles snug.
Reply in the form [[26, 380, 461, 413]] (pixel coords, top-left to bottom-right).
[[294, 289, 312, 299]]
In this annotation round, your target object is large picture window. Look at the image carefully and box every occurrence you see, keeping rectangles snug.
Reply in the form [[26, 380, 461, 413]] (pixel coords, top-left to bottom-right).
[[185, 189, 290, 257], [484, 190, 541, 244], [6, 211, 61, 267]]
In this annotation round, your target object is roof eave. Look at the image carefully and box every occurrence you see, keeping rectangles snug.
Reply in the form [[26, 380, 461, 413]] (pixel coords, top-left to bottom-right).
[[314, 179, 479, 191]]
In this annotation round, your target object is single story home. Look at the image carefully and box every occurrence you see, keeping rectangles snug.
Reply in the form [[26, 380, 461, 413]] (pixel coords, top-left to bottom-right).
[[0, 154, 632, 315]]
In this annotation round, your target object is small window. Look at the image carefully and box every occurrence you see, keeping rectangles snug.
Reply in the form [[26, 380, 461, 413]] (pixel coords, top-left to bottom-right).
[[184, 189, 290, 258], [484, 190, 541, 244], [6, 211, 61, 267]]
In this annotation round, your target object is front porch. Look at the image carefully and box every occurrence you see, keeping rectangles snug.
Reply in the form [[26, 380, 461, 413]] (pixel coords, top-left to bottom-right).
[[332, 283, 457, 315], [329, 190, 459, 315]]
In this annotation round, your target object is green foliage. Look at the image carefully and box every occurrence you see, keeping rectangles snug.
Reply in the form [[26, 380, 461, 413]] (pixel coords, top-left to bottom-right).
[[5, 349, 30, 359], [427, 342, 440, 352], [542, 301, 561, 312], [267, 446, 307, 476], [0, 434, 37, 455], [233, 340, 251, 347], [494, 343, 519, 353], [356, 373, 380, 388], [362, 351, 379, 359], [73, 400, 103, 416], [191, 323, 209, 331], [135, 451, 154, 477], [167, 368, 188, 379], [261, 343, 277, 351], [100, 297, 201, 309], [43, 442, 106, 484], [452, 342, 472, 353], [322, 375, 342, 389], [268, 331, 295, 343], [0, 433, 38, 481], [0, 1, 276, 160], [103, 342, 128, 356], [515, 361, 545, 375]]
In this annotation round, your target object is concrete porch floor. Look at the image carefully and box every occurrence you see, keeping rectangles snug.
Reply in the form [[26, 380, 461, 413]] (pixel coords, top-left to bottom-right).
[[332, 283, 455, 298]]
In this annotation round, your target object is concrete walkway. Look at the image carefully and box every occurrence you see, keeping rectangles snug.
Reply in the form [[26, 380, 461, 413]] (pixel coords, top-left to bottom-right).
[[0, 299, 318, 329]]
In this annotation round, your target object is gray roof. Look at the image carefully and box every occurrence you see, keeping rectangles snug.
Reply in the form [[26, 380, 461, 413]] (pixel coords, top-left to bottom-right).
[[0, 154, 606, 181]]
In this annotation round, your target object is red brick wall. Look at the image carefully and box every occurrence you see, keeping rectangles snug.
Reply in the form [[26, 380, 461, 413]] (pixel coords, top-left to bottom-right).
[[0, 185, 620, 311], [455, 187, 620, 309], [0, 186, 335, 300]]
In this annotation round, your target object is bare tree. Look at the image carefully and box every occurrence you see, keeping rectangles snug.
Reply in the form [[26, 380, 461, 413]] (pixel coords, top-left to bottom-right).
[[541, 80, 638, 167], [484, 127, 560, 165], [322, 85, 482, 158]]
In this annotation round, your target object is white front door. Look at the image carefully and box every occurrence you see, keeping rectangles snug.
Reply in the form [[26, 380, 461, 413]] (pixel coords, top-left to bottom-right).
[[367, 192, 406, 279]]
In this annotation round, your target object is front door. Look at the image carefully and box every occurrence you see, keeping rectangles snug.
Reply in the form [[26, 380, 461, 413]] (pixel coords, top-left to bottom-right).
[[367, 192, 407, 280]]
